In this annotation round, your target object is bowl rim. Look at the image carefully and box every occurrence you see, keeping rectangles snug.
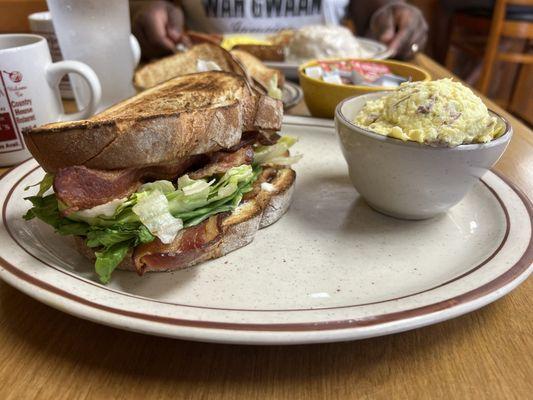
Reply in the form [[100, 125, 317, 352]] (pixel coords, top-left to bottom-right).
[[0, 33, 46, 53], [298, 58, 432, 91], [335, 92, 512, 151]]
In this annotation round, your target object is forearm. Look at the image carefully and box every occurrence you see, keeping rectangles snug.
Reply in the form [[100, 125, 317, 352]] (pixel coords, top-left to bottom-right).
[[131, 0, 186, 59], [348, 0, 405, 35]]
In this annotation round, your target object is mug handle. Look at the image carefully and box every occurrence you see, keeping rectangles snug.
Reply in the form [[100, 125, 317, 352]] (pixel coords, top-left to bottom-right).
[[46, 60, 102, 121], [130, 34, 141, 67]]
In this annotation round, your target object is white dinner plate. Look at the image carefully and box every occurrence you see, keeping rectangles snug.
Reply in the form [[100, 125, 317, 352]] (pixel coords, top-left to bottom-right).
[[265, 37, 391, 80], [0, 116, 531, 345], [281, 81, 303, 110]]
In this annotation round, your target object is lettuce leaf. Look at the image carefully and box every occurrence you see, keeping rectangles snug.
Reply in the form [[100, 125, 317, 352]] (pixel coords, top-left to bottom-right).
[[24, 173, 54, 197], [167, 165, 253, 216], [23, 195, 90, 236], [88, 224, 154, 283], [267, 74, 283, 100], [86, 224, 153, 248], [132, 190, 183, 244], [94, 242, 131, 284], [253, 135, 302, 165], [23, 193, 154, 283], [138, 180, 175, 194]]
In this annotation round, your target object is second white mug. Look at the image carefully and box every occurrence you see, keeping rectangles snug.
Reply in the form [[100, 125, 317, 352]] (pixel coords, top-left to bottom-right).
[[28, 11, 74, 99]]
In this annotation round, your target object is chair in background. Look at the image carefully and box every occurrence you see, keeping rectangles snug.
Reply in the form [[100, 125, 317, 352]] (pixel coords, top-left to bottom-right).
[[444, 12, 492, 70], [444, 0, 533, 119], [478, 0, 533, 98]]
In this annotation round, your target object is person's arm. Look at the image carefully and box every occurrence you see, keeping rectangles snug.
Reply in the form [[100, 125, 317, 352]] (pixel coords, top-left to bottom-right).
[[349, 0, 393, 36], [348, 0, 428, 59], [131, 0, 189, 59]]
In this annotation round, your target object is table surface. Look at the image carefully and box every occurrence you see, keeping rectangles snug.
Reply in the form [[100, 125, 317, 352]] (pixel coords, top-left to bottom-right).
[[0, 54, 531, 400]]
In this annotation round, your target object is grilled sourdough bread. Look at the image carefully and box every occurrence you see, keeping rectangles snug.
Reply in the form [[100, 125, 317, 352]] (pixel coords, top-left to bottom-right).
[[75, 166, 295, 274], [24, 71, 282, 172], [229, 49, 284, 90], [133, 43, 283, 92], [134, 43, 246, 90]]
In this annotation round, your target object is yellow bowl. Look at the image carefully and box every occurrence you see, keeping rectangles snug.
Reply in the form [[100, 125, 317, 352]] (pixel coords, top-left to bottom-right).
[[298, 58, 431, 119]]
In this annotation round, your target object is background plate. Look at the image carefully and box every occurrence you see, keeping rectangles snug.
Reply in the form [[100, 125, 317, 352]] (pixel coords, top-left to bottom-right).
[[0, 116, 531, 344], [266, 37, 391, 79], [282, 81, 303, 110], [223, 33, 390, 80]]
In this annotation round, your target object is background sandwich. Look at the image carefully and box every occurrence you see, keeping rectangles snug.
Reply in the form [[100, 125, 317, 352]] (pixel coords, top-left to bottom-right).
[[133, 43, 284, 99]]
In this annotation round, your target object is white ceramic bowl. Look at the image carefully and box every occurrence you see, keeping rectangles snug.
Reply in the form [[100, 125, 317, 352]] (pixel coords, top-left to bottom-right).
[[335, 92, 513, 220]]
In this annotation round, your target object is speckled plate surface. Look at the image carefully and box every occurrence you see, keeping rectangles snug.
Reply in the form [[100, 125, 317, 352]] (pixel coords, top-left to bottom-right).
[[0, 116, 531, 345]]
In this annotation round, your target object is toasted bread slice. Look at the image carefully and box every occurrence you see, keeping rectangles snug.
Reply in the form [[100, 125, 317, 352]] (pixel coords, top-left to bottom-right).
[[231, 44, 285, 61], [134, 43, 247, 90], [230, 49, 284, 90], [74, 166, 296, 274], [133, 43, 283, 92], [24, 71, 282, 172]]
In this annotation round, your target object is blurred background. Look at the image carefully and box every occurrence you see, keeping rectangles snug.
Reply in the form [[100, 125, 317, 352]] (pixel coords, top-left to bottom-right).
[[2, 0, 530, 125]]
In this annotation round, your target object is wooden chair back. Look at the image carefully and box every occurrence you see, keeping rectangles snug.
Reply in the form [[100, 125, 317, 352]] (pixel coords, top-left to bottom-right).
[[478, 0, 533, 93]]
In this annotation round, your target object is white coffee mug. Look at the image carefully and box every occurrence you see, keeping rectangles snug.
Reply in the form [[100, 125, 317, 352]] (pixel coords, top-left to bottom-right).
[[28, 11, 74, 99], [0, 34, 101, 166]]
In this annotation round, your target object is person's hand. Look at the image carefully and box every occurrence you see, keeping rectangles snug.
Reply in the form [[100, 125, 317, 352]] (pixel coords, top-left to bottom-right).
[[132, 0, 189, 59], [369, 3, 428, 59]]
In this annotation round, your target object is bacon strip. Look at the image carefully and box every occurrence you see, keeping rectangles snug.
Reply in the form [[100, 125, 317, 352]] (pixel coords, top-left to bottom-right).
[[133, 214, 225, 274], [226, 131, 280, 150], [257, 130, 281, 146], [54, 157, 203, 213], [188, 146, 253, 179], [54, 134, 277, 213], [54, 167, 139, 213], [226, 132, 259, 152]]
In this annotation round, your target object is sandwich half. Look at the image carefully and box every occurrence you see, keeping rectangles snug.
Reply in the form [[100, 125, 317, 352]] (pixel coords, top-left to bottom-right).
[[133, 42, 284, 98], [23, 71, 300, 283]]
